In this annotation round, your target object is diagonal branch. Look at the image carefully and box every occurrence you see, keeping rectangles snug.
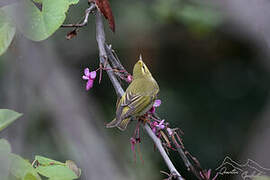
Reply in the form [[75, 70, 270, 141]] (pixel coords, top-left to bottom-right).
[[61, 3, 96, 28], [94, 8, 183, 180], [168, 128, 204, 180], [95, 11, 124, 97], [145, 125, 183, 179]]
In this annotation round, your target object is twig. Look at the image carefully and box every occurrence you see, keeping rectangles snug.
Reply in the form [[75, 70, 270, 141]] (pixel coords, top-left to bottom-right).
[[145, 125, 184, 180], [61, 3, 96, 28], [94, 9, 184, 180], [171, 134, 192, 169], [105, 44, 126, 70], [95, 10, 124, 97], [153, 114, 206, 179], [105, 44, 131, 80], [169, 129, 203, 180]]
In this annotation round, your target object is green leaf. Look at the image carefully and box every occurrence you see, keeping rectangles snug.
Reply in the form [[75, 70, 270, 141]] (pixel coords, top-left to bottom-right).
[[36, 165, 78, 179], [68, 0, 79, 5], [9, 153, 41, 180], [253, 176, 270, 180], [0, 142, 11, 180], [0, 109, 23, 132], [35, 155, 65, 166], [32, 0, 43, 3], [34, 156, 79, 179], [0, 9, 15, 56], [3, 0, 79, 41], [0, 138, 11, 152], [24, 173, 41, 180]]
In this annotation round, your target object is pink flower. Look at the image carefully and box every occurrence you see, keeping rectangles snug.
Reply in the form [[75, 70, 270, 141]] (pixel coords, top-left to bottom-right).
[[167, 128, 173, 136], [82, 68, 97, 91], [151, 121, 159, 134], [150, 120, 165, 134], [153, 99, 161, 107], [149, 99, 161, 114], [156, 120, 165, 130], [127, 75, 133, 83]]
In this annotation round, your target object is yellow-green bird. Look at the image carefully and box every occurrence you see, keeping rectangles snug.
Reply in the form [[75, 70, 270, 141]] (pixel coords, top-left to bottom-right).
[[106, 58, 159, 131]]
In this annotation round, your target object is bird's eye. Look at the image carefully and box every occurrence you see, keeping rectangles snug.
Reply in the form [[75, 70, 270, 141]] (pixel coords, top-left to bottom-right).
[[142, 65, 146, 73]]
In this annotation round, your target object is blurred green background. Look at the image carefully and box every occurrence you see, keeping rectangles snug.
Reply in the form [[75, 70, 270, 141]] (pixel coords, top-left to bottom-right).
[[1, 0, 270, 179]]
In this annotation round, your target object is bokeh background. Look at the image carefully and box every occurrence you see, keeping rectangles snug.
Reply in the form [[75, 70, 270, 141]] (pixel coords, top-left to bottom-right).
[[1, 0, 270, 179]]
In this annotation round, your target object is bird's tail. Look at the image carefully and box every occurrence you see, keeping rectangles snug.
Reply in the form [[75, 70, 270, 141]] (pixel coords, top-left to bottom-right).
[[106, 118, 130, 131], [117, 118, 130, 131], [106, 118, 119, 128]]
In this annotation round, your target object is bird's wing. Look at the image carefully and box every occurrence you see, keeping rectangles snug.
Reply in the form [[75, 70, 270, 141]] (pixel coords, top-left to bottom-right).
[[117, 91, 153, 120], [106, 92, 151, 129], [107, 79, 158, 129]]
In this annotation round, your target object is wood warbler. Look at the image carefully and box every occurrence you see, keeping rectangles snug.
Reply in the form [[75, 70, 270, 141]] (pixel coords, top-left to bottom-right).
[[106, 58, 159, 130]]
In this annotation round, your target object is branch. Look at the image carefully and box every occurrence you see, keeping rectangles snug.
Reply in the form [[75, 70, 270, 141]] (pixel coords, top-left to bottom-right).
[[104, 44, 132, 82], [61, 3, 96, 28], [95, 11, 124, 97], [145, 125, 183, 180], [167, 128, 204, 180], [94, 8, 183, 180]]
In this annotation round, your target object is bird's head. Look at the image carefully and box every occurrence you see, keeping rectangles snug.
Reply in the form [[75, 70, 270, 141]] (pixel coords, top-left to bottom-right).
[[133, 58, 152, 79]]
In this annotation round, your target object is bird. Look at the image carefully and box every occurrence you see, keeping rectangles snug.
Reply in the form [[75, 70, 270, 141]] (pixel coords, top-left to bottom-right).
[[106, 57, 159, 130]]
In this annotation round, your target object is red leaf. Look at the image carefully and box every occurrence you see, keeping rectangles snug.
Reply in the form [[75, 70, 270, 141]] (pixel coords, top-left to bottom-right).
[[94, 0, 115, 32]]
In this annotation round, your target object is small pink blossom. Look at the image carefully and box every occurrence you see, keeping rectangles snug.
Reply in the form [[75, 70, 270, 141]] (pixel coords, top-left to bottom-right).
[[150, 121, 159, 134], [153, 99, 161, 107], [82, 68, 97, 91], [151, 120, 165, 134], [167, 128, 173, 136], [156, 120, 165, 130], [127, 75, 133, 83], [149, 99, 161, 114]]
